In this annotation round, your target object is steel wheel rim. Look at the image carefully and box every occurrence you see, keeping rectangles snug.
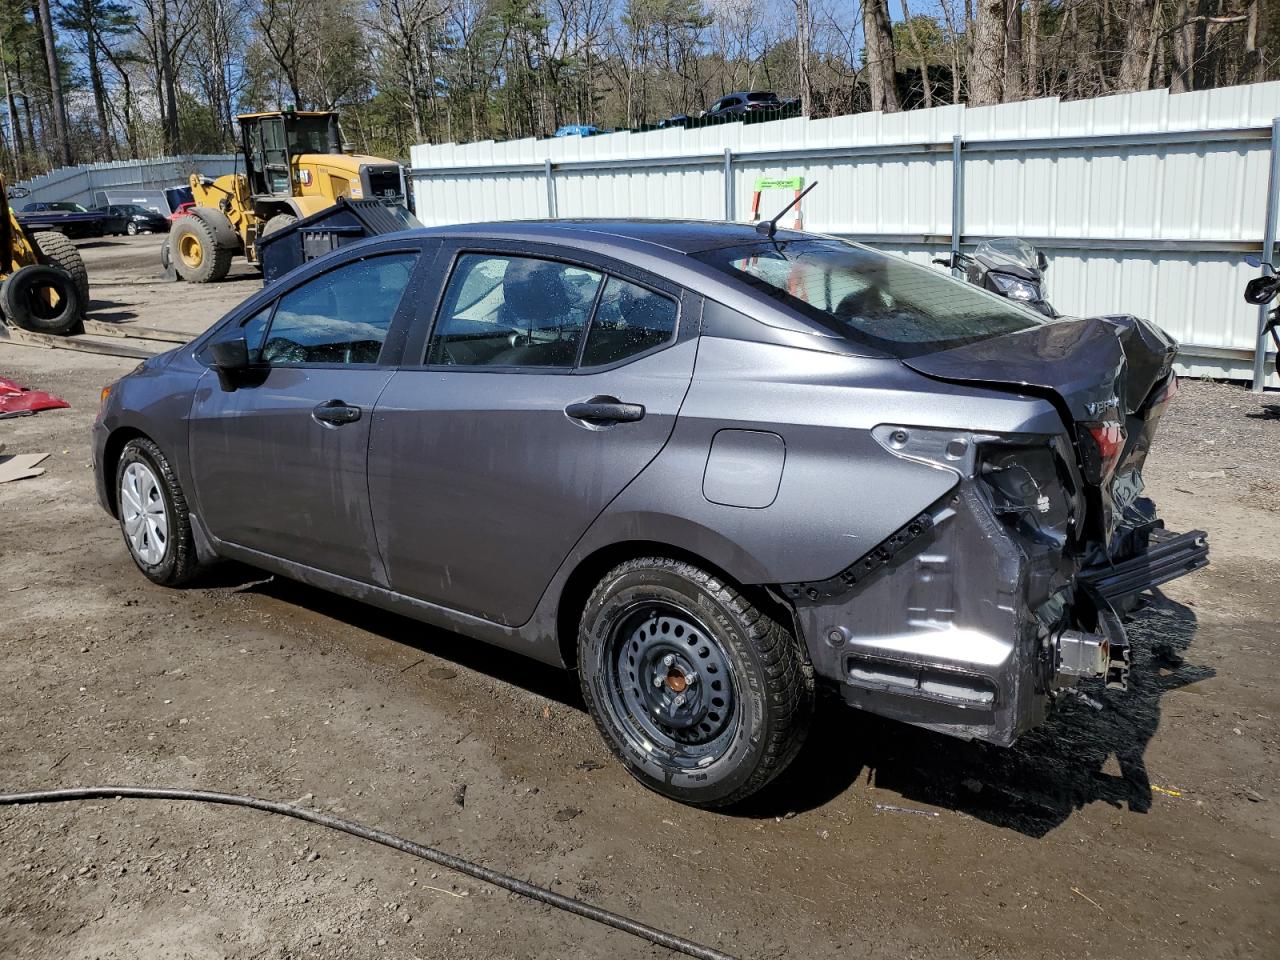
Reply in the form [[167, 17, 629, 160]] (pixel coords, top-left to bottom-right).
[[120, 461, 169, 566], [179, 233, 203, 268], [603, 601, 739, 769]]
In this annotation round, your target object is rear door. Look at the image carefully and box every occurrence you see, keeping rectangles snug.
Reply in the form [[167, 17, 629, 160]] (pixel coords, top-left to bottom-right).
[[188, 244, 428, 585], [368, 243, 698, 624]]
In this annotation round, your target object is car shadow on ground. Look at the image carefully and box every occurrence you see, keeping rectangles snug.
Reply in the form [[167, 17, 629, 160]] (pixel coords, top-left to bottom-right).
[[740, 594, 1211, 836], [228, 572, 583, 708], [211, 569, 1207, 836]]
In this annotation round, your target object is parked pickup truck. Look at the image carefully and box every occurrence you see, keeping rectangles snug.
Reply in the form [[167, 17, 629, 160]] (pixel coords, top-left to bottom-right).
[[17, 201, 108, 239]]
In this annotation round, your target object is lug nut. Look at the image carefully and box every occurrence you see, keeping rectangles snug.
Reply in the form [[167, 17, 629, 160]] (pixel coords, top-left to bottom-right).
[[653, 675, 664, 687], [662, 654, 675, 667], [673, 693, 686, 707], [683, 672, 696, 686]]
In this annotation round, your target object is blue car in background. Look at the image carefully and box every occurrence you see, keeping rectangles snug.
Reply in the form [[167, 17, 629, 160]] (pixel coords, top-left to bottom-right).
[[554, 124, 601, 137]]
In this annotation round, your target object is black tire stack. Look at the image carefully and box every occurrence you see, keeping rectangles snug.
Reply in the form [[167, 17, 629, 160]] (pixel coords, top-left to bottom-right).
[[0, 231, 90, 336]]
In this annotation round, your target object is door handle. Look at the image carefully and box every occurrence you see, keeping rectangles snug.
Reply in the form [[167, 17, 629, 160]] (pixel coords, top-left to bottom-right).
[[312, 399, 362, 426], [565, 396, 646, 425]]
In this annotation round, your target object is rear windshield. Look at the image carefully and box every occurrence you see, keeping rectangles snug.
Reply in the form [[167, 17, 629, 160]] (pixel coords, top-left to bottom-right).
[[747, 92, 779, 103], [695, 239, 1048, 357]]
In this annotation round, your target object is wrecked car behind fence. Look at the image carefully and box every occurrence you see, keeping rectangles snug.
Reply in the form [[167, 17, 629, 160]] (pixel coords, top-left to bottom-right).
[[94, 223, 1209, 806]]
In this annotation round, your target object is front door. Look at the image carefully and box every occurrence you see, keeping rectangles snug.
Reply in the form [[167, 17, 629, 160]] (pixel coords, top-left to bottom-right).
[[189, 249, 422, 585], [368, 249, 696, 625]]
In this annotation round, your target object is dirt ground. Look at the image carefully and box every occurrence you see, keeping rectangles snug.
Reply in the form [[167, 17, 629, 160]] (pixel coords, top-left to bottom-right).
[[1, 234, 1278, 960]]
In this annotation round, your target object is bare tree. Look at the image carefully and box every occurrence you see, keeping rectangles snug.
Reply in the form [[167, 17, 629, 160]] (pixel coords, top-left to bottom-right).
[[970, 0, 1007, 104], [1004, 0, 1024, 100], [794, 0, 813, 114], [863, 0, 901, 111], [35, 0, 72, 164], [900, 0, 935, 107]]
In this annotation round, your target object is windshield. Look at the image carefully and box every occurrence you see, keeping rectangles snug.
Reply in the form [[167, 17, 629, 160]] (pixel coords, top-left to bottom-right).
[[695, 239, 1049, 358], [975, 237, 1041, 270], [288, 115, 337, 154]]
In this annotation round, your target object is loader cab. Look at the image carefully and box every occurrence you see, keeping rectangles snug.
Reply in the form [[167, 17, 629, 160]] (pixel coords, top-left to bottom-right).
[[240, 111, 342, 200]]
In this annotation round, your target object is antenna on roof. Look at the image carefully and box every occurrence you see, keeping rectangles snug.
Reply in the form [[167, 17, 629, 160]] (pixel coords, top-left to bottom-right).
[[755, 180, 818, 239]]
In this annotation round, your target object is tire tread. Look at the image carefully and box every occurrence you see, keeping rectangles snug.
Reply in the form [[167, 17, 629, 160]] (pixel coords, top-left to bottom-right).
[[117, 437, 203, 586], [579, 556, 814, 808], [32, 231, 89, 311]]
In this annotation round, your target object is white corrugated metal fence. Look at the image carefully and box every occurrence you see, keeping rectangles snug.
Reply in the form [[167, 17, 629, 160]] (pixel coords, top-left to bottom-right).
[[410, 82, 1280, 388]]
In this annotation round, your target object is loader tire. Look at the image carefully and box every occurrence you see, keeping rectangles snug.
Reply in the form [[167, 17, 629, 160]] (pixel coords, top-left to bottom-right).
[[261, 213, 297, 237], [172, 215, 232, 283], [32, 230, 89, 311], [1, 264, 84, 335]]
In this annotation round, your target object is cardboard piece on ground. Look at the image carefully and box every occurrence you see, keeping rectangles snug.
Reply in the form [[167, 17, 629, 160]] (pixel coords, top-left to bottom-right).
[[0, 453, 50, 484]]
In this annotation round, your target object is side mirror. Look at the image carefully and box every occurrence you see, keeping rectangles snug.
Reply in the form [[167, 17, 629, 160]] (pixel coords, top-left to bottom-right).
[[209, 336, 252, 391], [1245, 275, 1280, 306], [1036, 251, 1048, 271]]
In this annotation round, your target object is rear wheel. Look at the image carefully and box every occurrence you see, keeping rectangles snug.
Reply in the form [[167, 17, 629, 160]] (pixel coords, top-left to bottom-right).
[[171, 215, 232, 283], [578, 557, 814, 807], [32, 230, 89, 309], [115, 438, 202, 586]]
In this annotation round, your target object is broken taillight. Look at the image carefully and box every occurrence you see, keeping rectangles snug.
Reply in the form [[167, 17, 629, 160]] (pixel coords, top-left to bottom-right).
[[1080, 421, 1125, 484], [1148, 374, 1179, 412]]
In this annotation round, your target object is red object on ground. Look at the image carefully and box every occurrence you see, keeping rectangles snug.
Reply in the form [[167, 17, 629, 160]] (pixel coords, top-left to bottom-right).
[[0, 377, 70, 417]]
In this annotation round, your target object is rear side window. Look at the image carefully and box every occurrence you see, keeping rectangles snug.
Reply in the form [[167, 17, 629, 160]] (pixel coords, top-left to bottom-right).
[[428, 254, 603, 367], [581, 277, 677, 367], [262, 253, 417, 365]]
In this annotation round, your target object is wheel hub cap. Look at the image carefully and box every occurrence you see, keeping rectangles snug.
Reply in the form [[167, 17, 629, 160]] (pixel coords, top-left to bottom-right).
[[120, 461, 168, 566], [614, 606, 734, 748], [179, 234, 203, 268]]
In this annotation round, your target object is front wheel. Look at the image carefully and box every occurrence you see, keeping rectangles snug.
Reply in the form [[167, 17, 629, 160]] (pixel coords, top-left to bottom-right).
[[115, 438, 203, 586], [171, 216, 232, 283], [126, 221, 138, 236], [578, 558, 814, 807]]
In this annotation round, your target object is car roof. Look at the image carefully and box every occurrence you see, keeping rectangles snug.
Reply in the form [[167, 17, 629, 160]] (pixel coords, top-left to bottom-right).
[[419, 219, 806, 256], [396, 219, 856, 348]]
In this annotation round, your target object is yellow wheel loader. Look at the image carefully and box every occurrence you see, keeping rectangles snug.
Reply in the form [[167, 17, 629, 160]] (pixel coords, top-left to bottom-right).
[[170, 110, 406, 283], [0, 178, 89, 336]]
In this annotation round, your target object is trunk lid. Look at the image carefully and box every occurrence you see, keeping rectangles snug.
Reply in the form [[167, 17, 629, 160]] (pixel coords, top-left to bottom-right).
[[901, 314, 1176, 422], [901, 317, 1120, 420], [902, 314, 1179, 557]]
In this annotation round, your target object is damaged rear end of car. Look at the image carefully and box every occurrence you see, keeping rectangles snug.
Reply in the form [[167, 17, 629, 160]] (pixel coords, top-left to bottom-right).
[[791, 315, 1205, 746], [696, 238, 1208, 748]]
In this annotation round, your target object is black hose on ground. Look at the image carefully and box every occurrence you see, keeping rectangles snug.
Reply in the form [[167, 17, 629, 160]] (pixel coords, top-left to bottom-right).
[[0, 786, 738, 960]]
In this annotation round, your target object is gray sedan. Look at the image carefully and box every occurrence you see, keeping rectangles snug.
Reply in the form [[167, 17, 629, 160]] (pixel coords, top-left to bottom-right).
[[93, 220, 1207, 807]]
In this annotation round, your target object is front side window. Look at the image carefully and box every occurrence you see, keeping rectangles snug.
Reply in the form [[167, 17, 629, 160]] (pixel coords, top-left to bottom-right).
[[695, 239, 1047, 358], [261, 252, 417, 365], [428, 254, 603, 367]]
